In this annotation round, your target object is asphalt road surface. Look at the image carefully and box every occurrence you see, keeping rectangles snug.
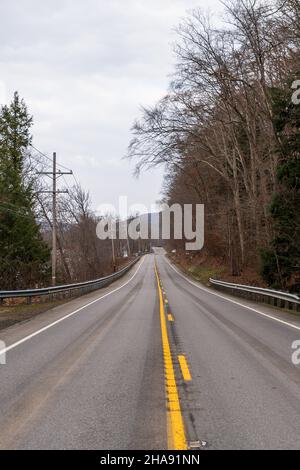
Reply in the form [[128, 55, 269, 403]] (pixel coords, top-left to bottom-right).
[[0, 252, 299, 450]]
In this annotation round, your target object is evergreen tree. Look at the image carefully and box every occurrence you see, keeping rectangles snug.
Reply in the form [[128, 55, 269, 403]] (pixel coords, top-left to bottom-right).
[[261, 82, 300, 291], [0, 92, 50, 289]]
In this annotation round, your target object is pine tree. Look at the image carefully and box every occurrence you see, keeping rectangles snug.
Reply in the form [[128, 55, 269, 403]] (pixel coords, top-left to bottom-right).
[[0, 92, 50, 289]]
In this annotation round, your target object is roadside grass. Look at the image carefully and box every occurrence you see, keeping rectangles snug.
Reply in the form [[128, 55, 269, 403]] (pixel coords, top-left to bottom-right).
[[0, 300, 67, 331], [167, 253, 226, 287], [187, 265, 225, 286]]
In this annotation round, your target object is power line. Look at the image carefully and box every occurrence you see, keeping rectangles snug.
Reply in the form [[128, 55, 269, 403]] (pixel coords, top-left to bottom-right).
[[30, 144, 72, 172], [28, 154, 53, 175], [62, 174, 72, 192], [30, 144, 81, 189], [30, 144, 54, 166], [71, 171, 80, 187]]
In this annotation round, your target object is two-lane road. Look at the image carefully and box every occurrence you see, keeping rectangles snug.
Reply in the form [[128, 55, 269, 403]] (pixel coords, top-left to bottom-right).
[[0, 253, 299, 449]]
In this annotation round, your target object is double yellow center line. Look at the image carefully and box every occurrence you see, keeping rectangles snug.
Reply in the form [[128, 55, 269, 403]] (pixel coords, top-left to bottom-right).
[[154, 261, 188, 450]]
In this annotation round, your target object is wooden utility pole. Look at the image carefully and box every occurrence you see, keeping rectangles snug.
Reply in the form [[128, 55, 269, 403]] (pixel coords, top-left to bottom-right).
[[126, 236, 131, 258], [111, 236, 116, 272], [38, 152, 72, 286], [52, 152, 57, 286]]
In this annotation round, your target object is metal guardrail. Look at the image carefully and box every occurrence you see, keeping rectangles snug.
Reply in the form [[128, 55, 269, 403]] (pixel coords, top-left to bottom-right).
[[0, 257, 141, 305], [209, 278, 300, 312]]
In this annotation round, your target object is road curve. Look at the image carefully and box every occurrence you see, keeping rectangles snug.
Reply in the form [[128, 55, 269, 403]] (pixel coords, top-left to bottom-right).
[[0, 252, 299, 450]]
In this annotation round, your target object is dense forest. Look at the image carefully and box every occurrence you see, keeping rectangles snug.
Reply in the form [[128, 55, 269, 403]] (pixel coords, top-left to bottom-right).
[[129, 0, 300, 292]]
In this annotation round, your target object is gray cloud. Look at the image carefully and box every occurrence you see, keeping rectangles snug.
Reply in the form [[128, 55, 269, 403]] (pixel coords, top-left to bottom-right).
[[0, 0, 223, 214]]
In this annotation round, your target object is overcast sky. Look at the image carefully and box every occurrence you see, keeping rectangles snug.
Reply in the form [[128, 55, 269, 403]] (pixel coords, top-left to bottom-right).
[[0, 0, 224, 215]]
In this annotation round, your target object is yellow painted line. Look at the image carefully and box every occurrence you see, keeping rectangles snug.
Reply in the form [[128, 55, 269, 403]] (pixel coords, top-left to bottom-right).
[[178, 355, 192, 381], [168, 314, 174, 322], [154, 260, 187, 451]]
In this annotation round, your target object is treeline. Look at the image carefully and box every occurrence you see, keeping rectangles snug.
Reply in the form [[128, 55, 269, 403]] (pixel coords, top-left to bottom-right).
[[129, 0, 300, 291], [0, 93, 134, 290]]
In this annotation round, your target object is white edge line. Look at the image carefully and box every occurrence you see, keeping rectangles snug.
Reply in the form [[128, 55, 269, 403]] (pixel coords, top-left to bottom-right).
[[164, 256, 300, 332], [0, 257, 146, 356]]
